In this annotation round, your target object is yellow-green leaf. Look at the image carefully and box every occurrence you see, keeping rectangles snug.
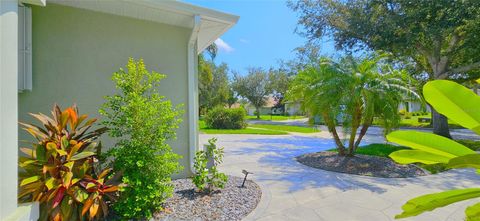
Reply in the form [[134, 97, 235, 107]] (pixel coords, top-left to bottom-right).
[[55, 148, 68, 156], [389, 150, 451, 165], [62, 172, 73, 187], [448, 154, 480, 169], [20, 176, 41, 186], [70, 151, 95, 161], [61, 136, 69, 150], [387, 130, 474, 158], [423, 80, 480, 134], [45, 177, 57, 190], [73, 187, 88, 202], [86, 182, 96, 190], [396, 188, 480, 219], [466, 202, 480, 221], [64, 161, 74, 171], [46, 142, 57, 151]]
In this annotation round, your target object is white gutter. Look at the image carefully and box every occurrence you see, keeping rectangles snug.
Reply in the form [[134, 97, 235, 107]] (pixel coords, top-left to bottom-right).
[[188, 15, 201, 174]]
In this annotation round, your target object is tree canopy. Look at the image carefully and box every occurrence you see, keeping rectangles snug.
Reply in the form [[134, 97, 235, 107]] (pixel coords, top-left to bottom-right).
[[198, 55, 231, 113], [232, 68, 271, 119], [288, 54, 418, 155], [288, 0, 480, 137]]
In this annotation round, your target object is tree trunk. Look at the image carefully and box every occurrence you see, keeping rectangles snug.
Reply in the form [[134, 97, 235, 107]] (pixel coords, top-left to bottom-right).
[[353, 119, 372, 152], [429, 56, 452, 138], [432, 108, 452, 138], [322, 113, 346, 155], [347, 105, 362, 156], [255, 106, 260, 119]]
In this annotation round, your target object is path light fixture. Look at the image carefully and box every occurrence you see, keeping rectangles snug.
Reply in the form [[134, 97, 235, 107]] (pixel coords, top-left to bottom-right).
[[241, 169, 253, 188]]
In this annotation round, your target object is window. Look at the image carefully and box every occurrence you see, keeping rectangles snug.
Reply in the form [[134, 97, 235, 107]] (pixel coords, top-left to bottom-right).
[[18, 5, 32, 92]]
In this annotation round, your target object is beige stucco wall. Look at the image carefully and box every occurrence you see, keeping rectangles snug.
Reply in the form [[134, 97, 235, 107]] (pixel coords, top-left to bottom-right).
[[18, 4, 194, 178]]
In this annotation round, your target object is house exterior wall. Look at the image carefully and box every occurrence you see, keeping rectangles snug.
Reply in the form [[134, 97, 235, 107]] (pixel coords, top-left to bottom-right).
[[285, 102, 303, 116], [18, 4, 194, 178], [0, 1, 19, 219], [247, 107, 271, 116]]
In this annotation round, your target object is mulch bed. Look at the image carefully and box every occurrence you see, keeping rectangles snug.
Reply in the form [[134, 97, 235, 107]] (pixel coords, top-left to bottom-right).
[[296, 151, 427, 178], [154, 175, 262, 221]]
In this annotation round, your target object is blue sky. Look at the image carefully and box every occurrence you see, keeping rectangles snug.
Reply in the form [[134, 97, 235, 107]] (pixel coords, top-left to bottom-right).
[[184, 0, 337, 73]]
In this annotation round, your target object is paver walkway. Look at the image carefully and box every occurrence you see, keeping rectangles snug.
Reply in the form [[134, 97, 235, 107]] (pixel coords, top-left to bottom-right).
[[199, 133, 480, 221]]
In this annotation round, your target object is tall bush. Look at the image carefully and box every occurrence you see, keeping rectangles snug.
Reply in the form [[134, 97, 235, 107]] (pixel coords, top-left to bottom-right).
[[100, 58, 183, 219], [204, 106, 246, 129]]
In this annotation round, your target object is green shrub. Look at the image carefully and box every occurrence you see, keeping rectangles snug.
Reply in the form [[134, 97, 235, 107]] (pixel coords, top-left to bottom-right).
[[456, 139, 480, 151], [404, 112, 412, 119], [100, 58, 183, 219], [192, 138, 228, 193], [205, 106, 246, 129], [398, 109, 406, 115]]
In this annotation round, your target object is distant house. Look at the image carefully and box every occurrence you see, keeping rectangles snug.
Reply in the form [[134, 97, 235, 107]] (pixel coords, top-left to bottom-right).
[[398, 101, 427, 113], [0, 0, 237, 219], [284, 101, 304, 116], [245, 96, 283, 115]]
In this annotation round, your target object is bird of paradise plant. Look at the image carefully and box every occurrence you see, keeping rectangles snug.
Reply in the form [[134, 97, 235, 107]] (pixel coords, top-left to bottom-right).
[[19, 104, 122, 221], [387, 80, 480, 220]]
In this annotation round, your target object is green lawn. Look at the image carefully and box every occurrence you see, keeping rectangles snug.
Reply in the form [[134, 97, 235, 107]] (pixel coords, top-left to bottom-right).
[[398, 114, 431, 127], [198, 120, 318, 135], [329, 143, 407, 157], [374, 113, 463, 128], [200, 128, 288, 135], [246, 115, 306, 121], [250, 124, 318, 133], [198, 120, 288, 135], [329, 143, 448, 174]]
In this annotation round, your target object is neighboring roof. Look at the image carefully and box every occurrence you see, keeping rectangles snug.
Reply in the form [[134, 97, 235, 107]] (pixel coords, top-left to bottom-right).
[[245, 96, 277, 108], [44, 0, 239, 53]]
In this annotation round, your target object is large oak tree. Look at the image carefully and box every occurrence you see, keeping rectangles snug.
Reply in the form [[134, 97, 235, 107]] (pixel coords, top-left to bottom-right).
[[288, 0, 480, 138]]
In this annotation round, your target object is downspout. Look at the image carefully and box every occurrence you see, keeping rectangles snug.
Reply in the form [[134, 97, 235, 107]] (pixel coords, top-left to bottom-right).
[[188, 15, 201, 174]]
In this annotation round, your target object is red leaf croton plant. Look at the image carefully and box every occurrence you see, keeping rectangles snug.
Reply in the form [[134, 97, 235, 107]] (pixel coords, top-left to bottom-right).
[[18, 104, 123, 221]]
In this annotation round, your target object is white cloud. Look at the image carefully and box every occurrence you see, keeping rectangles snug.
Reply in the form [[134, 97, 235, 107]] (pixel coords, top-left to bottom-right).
[[214, 38, 234, 53], [239, 38, 249, 44]]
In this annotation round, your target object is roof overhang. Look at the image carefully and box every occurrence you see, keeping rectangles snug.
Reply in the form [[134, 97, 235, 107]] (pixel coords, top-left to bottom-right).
[[31, 0, 238, 54]]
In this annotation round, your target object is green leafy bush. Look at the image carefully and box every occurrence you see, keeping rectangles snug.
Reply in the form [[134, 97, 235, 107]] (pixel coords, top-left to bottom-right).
[[456, 139, 480, 151], [19, 104, 121, 221], [404, 112, 412, 119], [100, 58, 183, 219], [204, 106, 246, 129], [387, 80, 480, 220], [192, 138, 228, 193]]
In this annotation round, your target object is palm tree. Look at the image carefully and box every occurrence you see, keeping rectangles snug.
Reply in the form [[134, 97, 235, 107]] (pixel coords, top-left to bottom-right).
[[288, 54, 418, 156]]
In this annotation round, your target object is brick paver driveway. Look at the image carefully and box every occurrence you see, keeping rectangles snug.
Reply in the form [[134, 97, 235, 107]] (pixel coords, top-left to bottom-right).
[[200, 133, 479, 221]]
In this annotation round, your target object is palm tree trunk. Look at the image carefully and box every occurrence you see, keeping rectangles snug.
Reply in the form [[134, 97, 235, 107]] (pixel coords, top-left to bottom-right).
[[322, 113, 346, 155], [354, 119, 372, 152], [347, 106, 362, 156]]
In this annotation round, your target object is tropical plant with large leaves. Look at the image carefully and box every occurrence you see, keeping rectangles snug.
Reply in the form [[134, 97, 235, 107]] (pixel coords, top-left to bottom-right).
[[387, 80, 480, 220], [19, 104, 122, 221], [288, 54, 418, 156]]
